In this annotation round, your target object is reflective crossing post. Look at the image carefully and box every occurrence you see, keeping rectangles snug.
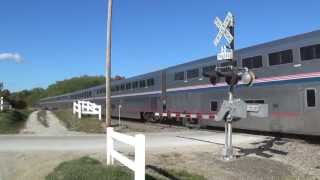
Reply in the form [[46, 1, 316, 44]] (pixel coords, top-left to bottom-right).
[[118, 104, 122, 126]]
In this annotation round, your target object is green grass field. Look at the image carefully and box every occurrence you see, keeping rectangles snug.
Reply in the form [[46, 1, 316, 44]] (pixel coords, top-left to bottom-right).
[[46, 156, 206, 180], [0, 110, 32, 134], [53, 109, 105, 133]]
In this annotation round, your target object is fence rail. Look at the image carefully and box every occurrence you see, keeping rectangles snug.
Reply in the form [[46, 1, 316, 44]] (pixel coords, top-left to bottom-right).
[[106, 127, 145, 180], [73, 100, 102, 120]]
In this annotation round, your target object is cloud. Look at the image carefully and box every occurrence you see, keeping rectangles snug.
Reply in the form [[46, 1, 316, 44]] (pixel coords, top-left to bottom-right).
[[0, 53, 23, 63]]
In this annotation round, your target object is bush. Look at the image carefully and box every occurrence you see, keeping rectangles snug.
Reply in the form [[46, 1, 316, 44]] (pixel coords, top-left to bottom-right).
[[0, 110, 31, 133], [10, 99, 28, 109], [46, 157, 134, 180]]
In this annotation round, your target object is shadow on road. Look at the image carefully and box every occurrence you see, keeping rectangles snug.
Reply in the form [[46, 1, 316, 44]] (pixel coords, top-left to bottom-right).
[[146, 165, 180, 180], [238, 137, 288, 158]]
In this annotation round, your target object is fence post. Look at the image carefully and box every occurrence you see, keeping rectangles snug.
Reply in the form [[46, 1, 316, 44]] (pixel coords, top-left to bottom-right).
[[78, 102, 82, 119], [135, 134, 145, 180], [0, 97, 3, 112], [99, 106, 102, 121], [106, 127, 114, 165], [73, 102, 75, 115]]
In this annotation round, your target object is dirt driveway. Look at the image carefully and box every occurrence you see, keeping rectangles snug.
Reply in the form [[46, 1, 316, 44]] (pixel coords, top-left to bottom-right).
[[20, 111, 85, 136]]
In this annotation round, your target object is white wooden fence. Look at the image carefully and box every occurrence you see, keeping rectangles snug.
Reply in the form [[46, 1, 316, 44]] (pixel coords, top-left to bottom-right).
[[73, 100, 102, 120], [106, 127, 145, 180], [0, 97, 11, 112], [0, 97, 3, 112]]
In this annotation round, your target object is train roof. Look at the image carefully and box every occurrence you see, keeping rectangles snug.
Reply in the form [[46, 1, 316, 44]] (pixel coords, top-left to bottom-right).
[[40, 29, 320, 100]]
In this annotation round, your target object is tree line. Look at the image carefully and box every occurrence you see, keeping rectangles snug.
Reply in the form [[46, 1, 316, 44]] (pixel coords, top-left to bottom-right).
[[0, 75, 125, 109]]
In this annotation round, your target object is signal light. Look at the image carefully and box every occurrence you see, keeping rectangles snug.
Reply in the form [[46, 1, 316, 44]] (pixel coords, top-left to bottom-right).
[[203, 67, 255, 87], [202, 71, 219, 85], [240, 69, 255, 86]]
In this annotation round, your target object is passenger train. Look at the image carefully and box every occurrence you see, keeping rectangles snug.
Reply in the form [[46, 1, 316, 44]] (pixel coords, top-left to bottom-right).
[[39, 30, 320, 136]]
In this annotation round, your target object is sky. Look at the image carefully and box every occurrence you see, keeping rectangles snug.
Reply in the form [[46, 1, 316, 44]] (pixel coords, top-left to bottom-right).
[[0, 0, 320, 92]]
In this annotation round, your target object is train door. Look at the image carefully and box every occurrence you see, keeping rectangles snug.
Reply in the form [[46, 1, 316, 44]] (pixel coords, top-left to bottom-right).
[[150, 97, 157, 112], [302, 87, 320, 134]]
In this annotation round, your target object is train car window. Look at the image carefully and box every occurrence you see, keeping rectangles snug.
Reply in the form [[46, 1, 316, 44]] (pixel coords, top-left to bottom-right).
[[306, 89, 316, 107], [139, 80, 146, 88], [120, 84, 125, 91], [132, 81, 138, 89], [187, 68, 199, 79], [242, 56, 263, 69], [174, 71, 185, 81], [281, 50, 293, 64], [242, 58, 251, 68], [317, 45, 320, 58], [245, 99, 265, 104], [210, 101, 218, 111], [300, 44, 320, 61], [202, 65, 216, 74], [147, 78, 154, 86], [269, 49, 293, 66], [125, 83, 131, 90], [269, 53, 280, 65]]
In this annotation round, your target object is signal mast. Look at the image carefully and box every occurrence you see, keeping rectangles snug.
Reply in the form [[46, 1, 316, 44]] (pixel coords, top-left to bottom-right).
[[204, 12, 259, 160]]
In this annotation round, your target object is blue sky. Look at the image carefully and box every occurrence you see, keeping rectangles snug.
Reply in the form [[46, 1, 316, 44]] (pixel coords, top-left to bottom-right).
[[0, 0, 319, 92]]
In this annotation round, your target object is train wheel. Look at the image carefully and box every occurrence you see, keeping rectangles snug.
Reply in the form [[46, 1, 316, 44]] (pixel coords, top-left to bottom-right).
[[151, 116, 160, 123], [143, 112, 156, 122], [183, 118, 201, 129]]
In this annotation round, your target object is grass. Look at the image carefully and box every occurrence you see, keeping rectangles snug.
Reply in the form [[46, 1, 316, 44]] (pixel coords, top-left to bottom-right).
[[37, 110, 49, 127], [0, 109, 32, 134], [46, 156, 206, 180], [53, 109, 105, 133]]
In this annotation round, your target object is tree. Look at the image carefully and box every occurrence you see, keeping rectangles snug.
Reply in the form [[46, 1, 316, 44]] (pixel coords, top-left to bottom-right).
[[0, 89, 11, 100]]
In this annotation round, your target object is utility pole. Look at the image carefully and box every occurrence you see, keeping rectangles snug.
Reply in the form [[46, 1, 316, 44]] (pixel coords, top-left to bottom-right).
[[105, 0, 113, 127]]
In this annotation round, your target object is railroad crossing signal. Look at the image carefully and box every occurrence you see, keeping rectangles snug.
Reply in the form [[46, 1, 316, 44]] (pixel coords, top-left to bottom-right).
[[213, 12, 234, 46]]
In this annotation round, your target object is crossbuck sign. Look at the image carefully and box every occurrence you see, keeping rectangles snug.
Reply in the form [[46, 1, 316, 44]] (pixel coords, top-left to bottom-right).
[[214, 12, 234, 61], [214, 12, 234, 46]]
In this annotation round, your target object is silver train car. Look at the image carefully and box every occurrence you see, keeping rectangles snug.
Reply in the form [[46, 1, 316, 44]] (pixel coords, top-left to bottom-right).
[[39, 30, 320, 136]]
